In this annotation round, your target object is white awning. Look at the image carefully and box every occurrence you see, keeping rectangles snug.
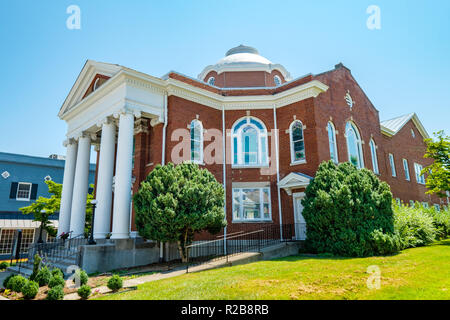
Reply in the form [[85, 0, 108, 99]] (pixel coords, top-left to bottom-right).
[[0, 219, 58, 229]]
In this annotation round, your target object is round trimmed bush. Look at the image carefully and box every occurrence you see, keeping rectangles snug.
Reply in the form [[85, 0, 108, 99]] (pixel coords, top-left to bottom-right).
[[22, 280, 39, 300], [35, 266, 51, 287], [77, 285, 91, 300], [0, 261, 8, 270], [107, 275, 123, 292], [30, 254, 42, 281], [48, 275, 65, 289], [302, 161, 395, 257], [51, 268, 64, 278], [46, 284, 64, 300], [2, 274, 14, 289], [9, 275, 27, 292], [73, 269, 88, 286]]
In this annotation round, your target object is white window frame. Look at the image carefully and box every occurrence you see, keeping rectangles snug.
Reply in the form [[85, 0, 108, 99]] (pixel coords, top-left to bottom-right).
[[403, 159, 410, 181], [389, 153, 396, 177], [345, 122, 364, 169], [207, 77, 215, 86], [290, 120, 306, 165], [414, 163, 425, 184], [422, 202, 429, 209], [16, 182, 32, 201], [369, 139, 379, 174], [232, 187, 272, 222], [434, 204, 441, 212], [274, 75, 281, 86], [327, 122, 338, 164], [231, 117, 269, 168], [190, 119, 204, 164]]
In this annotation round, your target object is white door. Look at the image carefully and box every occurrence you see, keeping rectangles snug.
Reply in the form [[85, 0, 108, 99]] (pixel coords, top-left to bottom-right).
[[293, 195, 307, 240]]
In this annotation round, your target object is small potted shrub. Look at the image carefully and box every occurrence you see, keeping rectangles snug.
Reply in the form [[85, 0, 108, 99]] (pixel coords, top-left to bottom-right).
[[22, 280, 39, 300], [51, 268, 64, 278], [0, 261, 8, 270], [47, 285, 64, 300], [2, 274, 14, 289], [77, 285, 91, 300], [35, 266, 51, 287], [107, 275, 123, 292]]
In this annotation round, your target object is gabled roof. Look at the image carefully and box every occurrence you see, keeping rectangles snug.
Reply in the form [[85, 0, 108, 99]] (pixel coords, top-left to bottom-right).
[[380, 112, 429, 139]]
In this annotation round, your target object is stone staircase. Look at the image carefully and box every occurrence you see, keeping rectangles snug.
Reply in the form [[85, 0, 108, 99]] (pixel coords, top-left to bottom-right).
[[8, 236, 87, 278]]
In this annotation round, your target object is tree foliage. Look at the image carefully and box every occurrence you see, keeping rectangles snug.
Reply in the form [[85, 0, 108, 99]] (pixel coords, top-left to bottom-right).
[[301, 161, 394, 257], [20, 181, 95, 239], [133, 163, 226, 262], [422, 130, 450, 198]]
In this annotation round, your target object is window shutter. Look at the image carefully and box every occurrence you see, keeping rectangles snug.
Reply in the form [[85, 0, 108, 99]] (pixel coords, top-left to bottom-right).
[[30, 184, 38, 200], [9, 182, 18, 199]]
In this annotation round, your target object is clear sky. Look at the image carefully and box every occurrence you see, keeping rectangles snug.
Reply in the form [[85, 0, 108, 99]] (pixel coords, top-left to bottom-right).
[[0, 0, 448, 162]]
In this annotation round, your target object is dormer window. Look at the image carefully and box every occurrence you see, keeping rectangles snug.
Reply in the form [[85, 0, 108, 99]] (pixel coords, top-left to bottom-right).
[[274, 75, 281, 86], [207, 77, 215, 86]]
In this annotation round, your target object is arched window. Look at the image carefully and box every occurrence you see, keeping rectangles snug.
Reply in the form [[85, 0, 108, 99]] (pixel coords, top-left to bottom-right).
[[369, 139, 379, 174], [290, 120, 306, 163], [190, 119, 203, 163], [327, 122, 338, 164], [274, 75, 281, 86], [345, 122, 364, 169], [207, 77, 215, 86], [231, 117, 268, 166]]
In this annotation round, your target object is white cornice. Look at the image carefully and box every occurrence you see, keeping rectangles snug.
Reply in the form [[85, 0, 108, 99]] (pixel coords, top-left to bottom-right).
[[198, 63, 292, 82]]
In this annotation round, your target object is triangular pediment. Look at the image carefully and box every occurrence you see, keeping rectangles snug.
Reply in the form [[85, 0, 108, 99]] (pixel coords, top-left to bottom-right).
[[58, 60, 123, 118], [278, 172, 313, 195]]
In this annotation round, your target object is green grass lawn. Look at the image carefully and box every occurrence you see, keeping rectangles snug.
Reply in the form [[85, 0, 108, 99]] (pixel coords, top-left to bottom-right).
[[97, 239, 450, 300]]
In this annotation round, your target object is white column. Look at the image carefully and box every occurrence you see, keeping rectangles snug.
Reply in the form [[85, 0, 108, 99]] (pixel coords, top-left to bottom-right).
[[111, 111, 135, 239], [57, 139, 78, 236], [94, 119, 116, 239], [69, 134, 92, 237]]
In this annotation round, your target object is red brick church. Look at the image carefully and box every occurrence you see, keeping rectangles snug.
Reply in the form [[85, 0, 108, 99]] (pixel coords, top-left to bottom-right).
[[57, 45, 444, 241]]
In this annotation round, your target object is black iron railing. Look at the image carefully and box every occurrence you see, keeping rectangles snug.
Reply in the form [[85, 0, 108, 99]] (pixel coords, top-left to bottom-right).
[[17, 234, 87, 273], [167, 223, 306, 272]]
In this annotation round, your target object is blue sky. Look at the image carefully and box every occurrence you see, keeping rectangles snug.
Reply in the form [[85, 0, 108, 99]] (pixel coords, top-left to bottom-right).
[[0, 0, 448, 162]]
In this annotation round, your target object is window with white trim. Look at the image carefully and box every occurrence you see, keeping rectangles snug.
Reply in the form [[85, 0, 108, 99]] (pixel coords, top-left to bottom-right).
[[422, 202, 429, 208], [403, 159, 410, 181], [16, 182, 32, 201], [231, 117, 268, 166], [232, 187, 271, 221], [345, 122, 364, 169], [369, 139, 379, 174], [389, 154, 396, 177], [190, 119, 203, 163], [434, 204, 441, 212], [414, 163, 425, 184], [327, 122, 338, 164], [411, 129, 415, 138], [207, 77, 215, 86], [0, 229, 35, 255], [274, 75, 281, 86], [290, 120, 306, 163]]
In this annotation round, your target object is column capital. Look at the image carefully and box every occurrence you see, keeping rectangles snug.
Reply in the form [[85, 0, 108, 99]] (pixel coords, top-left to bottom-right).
[[150, 116, 164, 127], [96, 116, 115, 128], [113, 106, 141, 119], [134, 118, 149, 134], [63, 138, 77, 147]]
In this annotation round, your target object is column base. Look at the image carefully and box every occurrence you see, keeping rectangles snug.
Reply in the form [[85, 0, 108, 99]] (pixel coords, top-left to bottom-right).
[[111, 232, 130, 240], [93, 232, 109, 240]]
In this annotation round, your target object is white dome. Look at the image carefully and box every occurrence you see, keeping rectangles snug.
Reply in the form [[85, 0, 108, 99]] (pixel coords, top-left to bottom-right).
[[198, 45, 292, 82]]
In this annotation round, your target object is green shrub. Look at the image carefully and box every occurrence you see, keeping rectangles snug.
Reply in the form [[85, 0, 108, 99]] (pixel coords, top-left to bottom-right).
[[29, 254, 42, 281], [393, 202, 436, 248], [22, 280, 39, 300], [73, 269, 88, 286], [426, 206, 450, 240], [35, 266, 52, 287], [107, 275, 123, 292], [302, 161, 394, 257], [48, 275, 65, 288], [370, 229, 403, 255], [51, 268, 64, 278], [77, 285, 91, 300], [46, 285, 64, 300], [0, 261, 8, 270], [2, 274, 14, 289], [9, 275, 27, 292]]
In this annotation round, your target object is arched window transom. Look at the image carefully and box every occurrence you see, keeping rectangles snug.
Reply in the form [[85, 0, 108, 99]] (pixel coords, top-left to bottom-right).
[[290, 120, 306, 163], [232, 117, 268, 166], [327, 122, 338, 164], [190, 119, 203, 163], [345, 122, 364, 169]]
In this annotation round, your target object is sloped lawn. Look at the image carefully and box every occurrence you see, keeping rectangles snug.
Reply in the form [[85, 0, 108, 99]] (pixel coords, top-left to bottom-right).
[[96, 240, 450, 300]]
